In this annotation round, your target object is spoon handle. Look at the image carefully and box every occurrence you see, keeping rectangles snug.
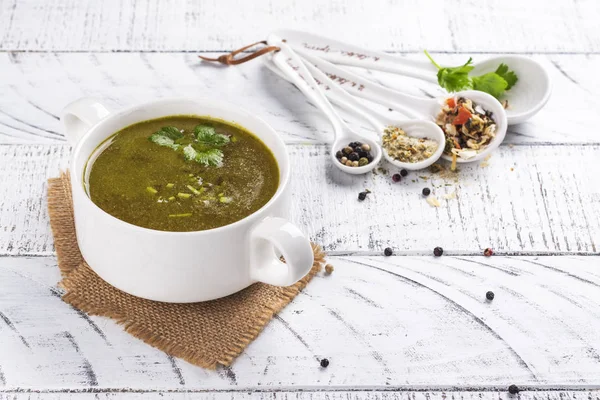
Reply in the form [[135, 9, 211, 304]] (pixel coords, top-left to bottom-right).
[[273, 30, 438, 83], [267, 35, 346, 136], [296, 48, 435, 118], [302, 61, 387, 132], [264, 55, 385, 142]]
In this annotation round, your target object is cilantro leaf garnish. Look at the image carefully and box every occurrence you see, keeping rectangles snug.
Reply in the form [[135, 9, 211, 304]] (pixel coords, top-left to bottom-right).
[[149, 126, 183, 150], [424, 51, 518, 99], [148, 124, 230, 167], [494, 63, 518, 90], [183, 145, 224, 167], [194, 125, 230, 146]]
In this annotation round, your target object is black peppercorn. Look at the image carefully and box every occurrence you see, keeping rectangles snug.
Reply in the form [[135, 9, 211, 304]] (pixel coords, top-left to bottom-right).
[[366, 154, 374, 162], [400, 169, 408, 177], [357, 150, 368, 158], [335, 150, 343, 159], [486, 291, 495, 301], [392, 173, 401, 183], [433, 246, 443, 257], [384, 247, 393, 256], [349, 152, 359, 161], [358, 192, 367, 201], [320, 358, 330, 368], [508, 385, 519, 394], [422, 188, 431, 196], [348, 141, 358, 148]]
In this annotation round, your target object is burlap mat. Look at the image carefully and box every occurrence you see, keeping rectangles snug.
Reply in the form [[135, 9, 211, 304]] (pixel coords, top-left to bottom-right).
[[47, 171, 325, 369]]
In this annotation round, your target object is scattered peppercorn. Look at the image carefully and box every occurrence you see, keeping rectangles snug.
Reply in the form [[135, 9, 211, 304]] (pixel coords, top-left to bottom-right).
[[484, 248, 494, 257], [324, 264, 334, 275], [422, 188, 431, 196], [384, 247, 393, 256], [486, 291, 495, 301], [400, 169, 408, 177], [508, 385, 519, 394], [433, 246, 443, 257], [392, 173, 401, 183], [358, 192, 367, 201], [320, 358, 330, 368]]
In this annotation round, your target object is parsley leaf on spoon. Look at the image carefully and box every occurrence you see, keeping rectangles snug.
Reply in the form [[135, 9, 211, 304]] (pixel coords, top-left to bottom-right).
[[494, 63, 518, 90], [424, 51, 518, 99], [472, 72, 508, 99], [425, 51, 474, 92]]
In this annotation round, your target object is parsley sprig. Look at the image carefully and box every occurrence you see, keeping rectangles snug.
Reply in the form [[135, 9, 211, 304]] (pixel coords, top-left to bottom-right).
[[149, 124, 229, 167], [424, 51, 518, 99]]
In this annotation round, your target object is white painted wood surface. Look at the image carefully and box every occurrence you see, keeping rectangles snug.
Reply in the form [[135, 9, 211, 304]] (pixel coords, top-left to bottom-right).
[[1, 53, 599, 145], [1, 0, 599, 397], [1, 255, 600, 390], [0, 0, 599, 52], [1, 392, 597, 400], [1, 144, 599, 255]]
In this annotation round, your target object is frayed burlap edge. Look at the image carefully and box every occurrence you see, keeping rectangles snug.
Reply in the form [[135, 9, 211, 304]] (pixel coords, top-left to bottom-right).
[[47, 171, 326, 369]]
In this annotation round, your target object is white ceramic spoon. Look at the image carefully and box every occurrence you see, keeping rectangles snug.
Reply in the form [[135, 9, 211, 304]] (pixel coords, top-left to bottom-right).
[[263, 55, 445, 171], [274, 30, 551, 125], [293, 49, 508, 164], [267, 36, 382, 175]]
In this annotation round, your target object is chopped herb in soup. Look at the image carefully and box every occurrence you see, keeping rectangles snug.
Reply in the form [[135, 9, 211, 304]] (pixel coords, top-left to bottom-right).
[[87, 116, 279, 232]]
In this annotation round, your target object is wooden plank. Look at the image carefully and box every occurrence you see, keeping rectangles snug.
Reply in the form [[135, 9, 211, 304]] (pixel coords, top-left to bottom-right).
[[1, 255, 599, 389], [0, 391, 598, 399], [0, 0, 598, 52], [1, 144, 598, 256], [0, 53, 600, 145]]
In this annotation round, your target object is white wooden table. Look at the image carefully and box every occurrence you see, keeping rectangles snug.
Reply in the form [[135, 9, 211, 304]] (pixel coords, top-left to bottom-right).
[[1, 0, 599, 398]]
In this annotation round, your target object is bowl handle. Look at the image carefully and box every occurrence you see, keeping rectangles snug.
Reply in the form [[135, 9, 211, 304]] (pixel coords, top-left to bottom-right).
[[60, 98, 111, 145], [250, 217, 314, 286]]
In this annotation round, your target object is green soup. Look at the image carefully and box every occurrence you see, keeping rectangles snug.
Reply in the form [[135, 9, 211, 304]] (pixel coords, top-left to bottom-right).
[[87, 116, 279, 232]]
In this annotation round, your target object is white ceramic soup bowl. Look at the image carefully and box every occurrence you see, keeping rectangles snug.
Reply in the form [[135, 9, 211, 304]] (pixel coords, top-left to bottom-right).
[[61, 97, 314, 303]]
